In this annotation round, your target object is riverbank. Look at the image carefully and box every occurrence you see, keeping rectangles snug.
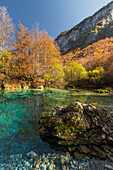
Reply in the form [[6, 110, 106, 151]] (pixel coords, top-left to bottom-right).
[[1, 83, 113, 95], [0, 84, 44, 91]]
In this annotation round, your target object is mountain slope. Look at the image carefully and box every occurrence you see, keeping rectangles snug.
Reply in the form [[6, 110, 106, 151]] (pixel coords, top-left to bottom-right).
[[56, 1, 113, 54]]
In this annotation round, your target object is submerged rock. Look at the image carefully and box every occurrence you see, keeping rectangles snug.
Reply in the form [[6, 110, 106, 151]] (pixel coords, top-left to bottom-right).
[[38, 102, 113, 160]]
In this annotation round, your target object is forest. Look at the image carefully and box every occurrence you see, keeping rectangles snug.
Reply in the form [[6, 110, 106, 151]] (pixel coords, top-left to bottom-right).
[[0, 6, 113, 89]]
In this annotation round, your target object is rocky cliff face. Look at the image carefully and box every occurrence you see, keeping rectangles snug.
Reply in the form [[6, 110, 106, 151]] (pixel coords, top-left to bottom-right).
[[56, 1, 113, 54]]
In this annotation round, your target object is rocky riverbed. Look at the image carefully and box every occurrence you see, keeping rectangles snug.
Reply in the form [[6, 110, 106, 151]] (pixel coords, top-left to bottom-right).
[[0, 151, 113, 170]]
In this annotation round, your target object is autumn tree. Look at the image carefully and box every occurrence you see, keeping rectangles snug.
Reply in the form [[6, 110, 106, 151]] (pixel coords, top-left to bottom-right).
[[12, 22, 61, 87], [45, 61, 64, 87], [64, 60, 88, 87], [88, 67, 105, 84], [13, 22, 34, 84], [0, 6, 14, 52], [31, 26, 61, 78], [0, 6, 14, 86], [0, 49, 12, 74], [0, 49, 17, 87], [0, 7, 62, 87], [31, 23, 40, 76], [35, 31, 60, 77]]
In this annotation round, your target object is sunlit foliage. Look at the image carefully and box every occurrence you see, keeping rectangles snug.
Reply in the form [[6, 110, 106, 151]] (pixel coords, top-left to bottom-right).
[[64, 60, 88, 87], [45, 61, 64, 87]]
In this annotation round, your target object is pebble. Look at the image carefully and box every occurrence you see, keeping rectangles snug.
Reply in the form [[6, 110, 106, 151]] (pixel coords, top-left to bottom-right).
[[48, 166, 52, 170], [41, 164, 46, 170], [73, 160, 77, 165], [62, 165, 66, 170], [0, 151, 112, 170], [25, 161, 30, 167], [26, 151, 37, 158], [105, 164, 113, 169], [10, 155, 15, 159]]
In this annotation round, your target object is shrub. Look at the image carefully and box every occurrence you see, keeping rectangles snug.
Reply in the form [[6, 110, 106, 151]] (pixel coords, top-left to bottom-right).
[[64, 60, 88, 86], [45, 63, 64, 87]]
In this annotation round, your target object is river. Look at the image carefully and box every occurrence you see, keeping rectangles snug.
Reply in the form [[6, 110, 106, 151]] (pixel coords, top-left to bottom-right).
[[0, 88, 113, 169]]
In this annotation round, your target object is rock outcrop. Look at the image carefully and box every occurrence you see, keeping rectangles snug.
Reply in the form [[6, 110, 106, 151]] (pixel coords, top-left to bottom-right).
[[38, 102, 113, 160], [56, 1, 113, 54]]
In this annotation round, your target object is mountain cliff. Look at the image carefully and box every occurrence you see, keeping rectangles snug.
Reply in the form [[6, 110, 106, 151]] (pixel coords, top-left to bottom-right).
[[56, 1, 113, 54]]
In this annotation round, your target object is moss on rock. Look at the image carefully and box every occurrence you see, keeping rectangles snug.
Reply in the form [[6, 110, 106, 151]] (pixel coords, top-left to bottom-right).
[[38, 101, 113, 160]]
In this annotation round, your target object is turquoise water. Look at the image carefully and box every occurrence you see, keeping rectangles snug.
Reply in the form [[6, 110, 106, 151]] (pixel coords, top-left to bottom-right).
[[0, 88, 113, 161]]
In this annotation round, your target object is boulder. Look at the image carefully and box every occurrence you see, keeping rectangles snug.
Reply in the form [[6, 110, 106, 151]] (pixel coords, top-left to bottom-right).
[[38, 102, 113, 160]]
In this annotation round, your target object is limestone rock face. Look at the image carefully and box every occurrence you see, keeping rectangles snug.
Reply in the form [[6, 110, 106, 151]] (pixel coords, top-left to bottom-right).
[[38, 102, 113, 160], [56, 1, 113, 54]]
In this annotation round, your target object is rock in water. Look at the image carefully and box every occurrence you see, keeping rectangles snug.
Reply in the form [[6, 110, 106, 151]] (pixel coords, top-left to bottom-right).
[[38, 102, 113, 160]]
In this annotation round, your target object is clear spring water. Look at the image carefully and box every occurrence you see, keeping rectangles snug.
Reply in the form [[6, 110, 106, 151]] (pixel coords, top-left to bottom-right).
[[0, 88, 113, 161]]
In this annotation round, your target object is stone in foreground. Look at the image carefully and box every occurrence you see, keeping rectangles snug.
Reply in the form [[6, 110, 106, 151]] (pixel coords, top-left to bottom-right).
[[38, 102, 113, 160]]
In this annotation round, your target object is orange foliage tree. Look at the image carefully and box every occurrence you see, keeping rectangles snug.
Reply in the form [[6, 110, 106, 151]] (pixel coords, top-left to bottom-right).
[[13, 22, 34, 83], [11, 22, 61, 86]]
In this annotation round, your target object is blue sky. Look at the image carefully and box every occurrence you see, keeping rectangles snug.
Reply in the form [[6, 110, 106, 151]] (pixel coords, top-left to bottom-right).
[[0, 0, 111, 39]]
